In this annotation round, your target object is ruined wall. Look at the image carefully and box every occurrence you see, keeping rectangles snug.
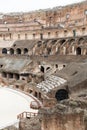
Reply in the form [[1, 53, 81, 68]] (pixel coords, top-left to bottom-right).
[[41, 112, 85, 130], [0, 1, 87, 41], [40, 101, 87, 130]]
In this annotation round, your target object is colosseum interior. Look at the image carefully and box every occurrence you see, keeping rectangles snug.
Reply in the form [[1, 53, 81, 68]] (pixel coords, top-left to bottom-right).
[[1, 1, 87, 130]]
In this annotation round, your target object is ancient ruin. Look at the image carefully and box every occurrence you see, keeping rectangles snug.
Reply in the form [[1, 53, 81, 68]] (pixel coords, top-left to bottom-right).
[[0, 0, 87, 130]]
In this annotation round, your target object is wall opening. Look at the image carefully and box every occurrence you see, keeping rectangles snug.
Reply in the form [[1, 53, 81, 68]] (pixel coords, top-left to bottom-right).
[[29, 89, 33, 94], [34, 91, 38, 97], [46, 67, 50, 71], [16, 48, 21, 54], [40, 33, 43, 40], [55, 89, 69, 101], [39, 92, 41, 98], [78, 38, 84, 45], [8, 73, 13, 79], [60, 39, 66, 45], [15, 85, 19, 89], [15, 74, 20, 80], [63, 65, 66, 68], [76, 47, 81, 55], [55, 64, 58, 68], [9, 48, 14, 55], [24, 48, 28, 54], [2, 48, 7, 54], [40, 66, 44, 73]]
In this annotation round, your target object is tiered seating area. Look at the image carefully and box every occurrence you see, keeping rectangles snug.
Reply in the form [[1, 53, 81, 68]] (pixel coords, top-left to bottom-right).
[[37, 75, 67, 93]]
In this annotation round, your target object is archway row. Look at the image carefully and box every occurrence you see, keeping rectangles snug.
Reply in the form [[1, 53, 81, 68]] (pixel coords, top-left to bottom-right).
[[2, 48, 29, 55]]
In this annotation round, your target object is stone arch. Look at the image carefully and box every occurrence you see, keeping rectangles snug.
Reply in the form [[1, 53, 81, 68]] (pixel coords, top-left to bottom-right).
[[9, 48, 14, 55], [78, 37, 84, 45], [2, 48, 7, 54], [76, 47, 81, 55], [16, 48, 21, 54], [55, 89, 69, 101], [59, 39, 66, 45], [51, 40, 57, 45], [69, 39, 75, 44], [24, 48, 28, 54], [34, 91, 38, 97]]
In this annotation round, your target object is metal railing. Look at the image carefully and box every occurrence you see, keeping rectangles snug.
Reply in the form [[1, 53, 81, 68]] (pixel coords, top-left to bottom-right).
[[17, 111, 38, 120]]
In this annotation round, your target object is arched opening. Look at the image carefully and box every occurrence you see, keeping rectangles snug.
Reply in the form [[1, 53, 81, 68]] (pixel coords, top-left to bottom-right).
[[29, 89, 33, 94], [47, 47, 51, 54], [15, 74, 20, 80], [52, 40, 57, 45], [2, 48, 7, 54], [40, 66, 44, 73], [60, 39, 66, 45], [40, 33, 43, 40], [34, 91, 38, 97], [37, 41, 42, 47], [55, 64, 58, 68], [55, 89, 69, 101], [2, 72, 7, 78], [69, 39, 75, 44], [16, 48, 21, 54], [76, 47, 81, 55], [9, 48, 14, 55], [39, 92, 41, 98], [63, 65, 66, 68], [24, 48, 28, 54], [8, 73, 13, 79], [78, 38, 84, 45], [15, 85, 19, 89]]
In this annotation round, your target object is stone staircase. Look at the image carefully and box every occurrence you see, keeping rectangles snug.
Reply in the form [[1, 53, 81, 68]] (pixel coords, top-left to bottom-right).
[[37, 75, 67, 93]]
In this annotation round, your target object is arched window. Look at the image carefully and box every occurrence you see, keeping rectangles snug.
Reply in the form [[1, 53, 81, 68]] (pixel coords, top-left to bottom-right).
[[60, 39, 66, 45], [76, 47, 81, 55], [24, 48, 28, 54], [9, 48, 14, 55], [16, 48, 21, 54], [2, 48, 7, 54], [55, 89, 69, 101]]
